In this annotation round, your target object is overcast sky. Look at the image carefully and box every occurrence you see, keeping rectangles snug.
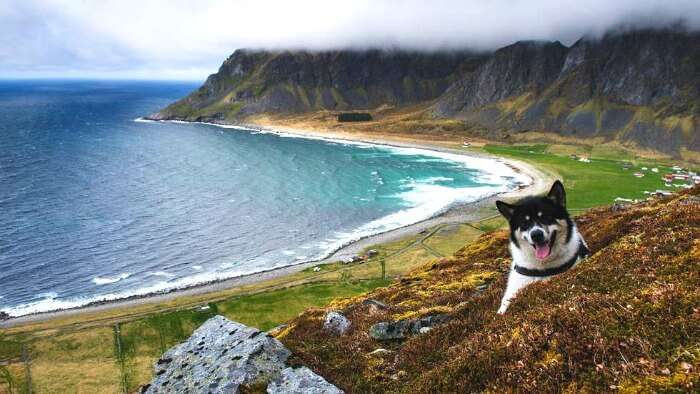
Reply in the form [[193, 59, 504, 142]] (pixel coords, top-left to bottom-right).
[[2, 0, 699, 80]]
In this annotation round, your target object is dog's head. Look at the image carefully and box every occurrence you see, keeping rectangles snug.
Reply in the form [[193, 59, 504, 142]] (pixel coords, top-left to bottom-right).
[[496, 181, 572, 262]]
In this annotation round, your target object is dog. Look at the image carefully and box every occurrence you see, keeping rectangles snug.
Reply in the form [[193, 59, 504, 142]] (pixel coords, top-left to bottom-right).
[[496, 180, 589, 314]]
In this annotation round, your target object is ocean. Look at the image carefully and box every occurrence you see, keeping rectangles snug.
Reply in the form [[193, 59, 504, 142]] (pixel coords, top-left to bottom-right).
[[0, 80, 525, 317]]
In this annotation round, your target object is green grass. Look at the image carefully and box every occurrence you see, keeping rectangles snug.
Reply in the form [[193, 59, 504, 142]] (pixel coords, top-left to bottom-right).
[[216, 279, 389, 331], [484, 144, 681, 209]]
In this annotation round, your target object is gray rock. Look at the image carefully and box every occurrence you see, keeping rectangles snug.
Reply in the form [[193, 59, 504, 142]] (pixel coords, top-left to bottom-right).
[[144, 316, 291, 393], [611, 202, 632, 212], [368, 348, 394, 357], [680, 195, 700, 205], [323, 312, 351, 336], [362, 299, 388, 310], [267, 367, 343, 394], [366, 249, 379, 258], [369, 314, 452, 341]]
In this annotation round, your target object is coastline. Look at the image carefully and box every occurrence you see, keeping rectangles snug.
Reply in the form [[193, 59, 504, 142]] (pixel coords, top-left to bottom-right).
[[0, 119, 553, 329]]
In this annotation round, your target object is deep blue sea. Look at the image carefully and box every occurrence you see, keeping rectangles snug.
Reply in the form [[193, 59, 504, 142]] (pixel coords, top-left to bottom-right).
[[0, 80, 525, 316]]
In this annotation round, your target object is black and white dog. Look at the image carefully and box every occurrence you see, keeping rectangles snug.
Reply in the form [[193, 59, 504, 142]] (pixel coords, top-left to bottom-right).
[[496, 180, 589, 314]]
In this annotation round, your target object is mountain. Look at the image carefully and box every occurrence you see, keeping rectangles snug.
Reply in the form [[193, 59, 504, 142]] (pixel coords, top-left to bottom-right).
[[149, 49, 484, 122], [150, 28, 700, 157], [434, 28, 700, 155]]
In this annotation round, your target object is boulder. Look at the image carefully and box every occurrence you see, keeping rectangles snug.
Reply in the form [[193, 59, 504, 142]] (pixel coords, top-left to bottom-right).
[[323, 312, 351, 336], [361, 299, 388, 310], [366, 249, 379, 258], [611, 202, 631, 212], [267, 367, 343, 394], [369, 314, 452, 341], [144, 316, 343, 393]]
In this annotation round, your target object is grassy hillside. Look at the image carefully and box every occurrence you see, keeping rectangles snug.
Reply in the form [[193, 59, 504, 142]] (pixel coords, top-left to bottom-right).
[[279, 187, 700, 392]]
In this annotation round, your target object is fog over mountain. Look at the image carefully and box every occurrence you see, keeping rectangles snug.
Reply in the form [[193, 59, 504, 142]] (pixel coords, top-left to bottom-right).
[[2, 0, 700, 79]]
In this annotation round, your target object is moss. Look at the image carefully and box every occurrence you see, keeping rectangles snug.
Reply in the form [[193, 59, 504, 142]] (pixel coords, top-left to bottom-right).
[[281, 186, 700, 392], [496, 92, 535, 117]]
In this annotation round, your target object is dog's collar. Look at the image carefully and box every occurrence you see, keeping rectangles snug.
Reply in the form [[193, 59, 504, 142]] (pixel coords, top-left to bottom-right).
[[514, 241, 590, 277]]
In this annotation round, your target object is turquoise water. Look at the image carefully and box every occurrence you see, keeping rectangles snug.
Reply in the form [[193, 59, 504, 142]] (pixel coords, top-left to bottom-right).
[[0, 80, 525, 316]]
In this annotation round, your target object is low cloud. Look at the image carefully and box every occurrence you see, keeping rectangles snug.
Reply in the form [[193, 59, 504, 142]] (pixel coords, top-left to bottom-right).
[[2, 0, 699, 80]]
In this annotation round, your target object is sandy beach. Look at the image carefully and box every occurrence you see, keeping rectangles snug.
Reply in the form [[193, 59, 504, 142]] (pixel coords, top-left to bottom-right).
[[0, 121, 553, 329]]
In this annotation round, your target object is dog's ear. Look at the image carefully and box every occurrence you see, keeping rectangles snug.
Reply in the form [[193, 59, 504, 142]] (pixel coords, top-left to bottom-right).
[[547, 180, 566, 207], [496, 200, 515, 220]]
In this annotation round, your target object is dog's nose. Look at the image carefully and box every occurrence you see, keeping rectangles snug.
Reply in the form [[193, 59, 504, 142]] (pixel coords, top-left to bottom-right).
[[530, 229, 545, 244]]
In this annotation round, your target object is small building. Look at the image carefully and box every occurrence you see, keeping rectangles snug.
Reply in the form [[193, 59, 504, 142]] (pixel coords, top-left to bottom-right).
[[337, 113, 372, 122]]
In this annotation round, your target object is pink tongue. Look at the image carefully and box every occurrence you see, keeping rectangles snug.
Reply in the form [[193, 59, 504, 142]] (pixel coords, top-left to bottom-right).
[[535, 244, 551, 259]]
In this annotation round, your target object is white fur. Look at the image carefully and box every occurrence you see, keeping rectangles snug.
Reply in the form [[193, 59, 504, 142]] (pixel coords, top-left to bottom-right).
[[497, 223, 587, 314]]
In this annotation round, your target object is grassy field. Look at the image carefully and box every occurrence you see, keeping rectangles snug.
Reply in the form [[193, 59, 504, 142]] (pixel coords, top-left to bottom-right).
[[483, 143, 687, 210], [0, 141, 695, 393], [0, 220, 481, 393]]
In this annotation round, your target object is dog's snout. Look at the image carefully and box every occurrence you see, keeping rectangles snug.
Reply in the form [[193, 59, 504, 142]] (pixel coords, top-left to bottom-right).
[[530, 229, 545, 244]]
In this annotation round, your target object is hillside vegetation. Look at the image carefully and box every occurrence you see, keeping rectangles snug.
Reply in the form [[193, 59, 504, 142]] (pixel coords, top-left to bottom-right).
[[278, 187, 700, 392]]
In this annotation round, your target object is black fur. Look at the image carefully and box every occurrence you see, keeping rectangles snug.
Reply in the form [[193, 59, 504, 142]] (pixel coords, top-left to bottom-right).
[[496, 181, 571, 248]]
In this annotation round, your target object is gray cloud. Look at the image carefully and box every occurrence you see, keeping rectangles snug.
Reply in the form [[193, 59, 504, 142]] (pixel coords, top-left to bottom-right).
[[2, 0, 699, 80]]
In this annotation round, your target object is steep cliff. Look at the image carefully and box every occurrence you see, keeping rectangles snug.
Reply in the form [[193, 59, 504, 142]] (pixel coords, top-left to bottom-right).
[[149, 49, 484, 122], [434, 28, 700, 155]]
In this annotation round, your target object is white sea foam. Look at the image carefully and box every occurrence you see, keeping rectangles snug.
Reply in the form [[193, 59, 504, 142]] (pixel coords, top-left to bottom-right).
[[137, 119, 530, 187], [316, 183, 505, 258], [0, 119, 534, 318], [92, 273, 131, 285], [417, 176, 454, 183], [149, 271, 175, 278]]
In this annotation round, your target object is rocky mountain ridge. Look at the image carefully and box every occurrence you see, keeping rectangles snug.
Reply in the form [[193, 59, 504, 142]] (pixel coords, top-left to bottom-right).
[[150, 49, 484, 121], [150, 27, 700, 156], [434, 28, 700, 155]]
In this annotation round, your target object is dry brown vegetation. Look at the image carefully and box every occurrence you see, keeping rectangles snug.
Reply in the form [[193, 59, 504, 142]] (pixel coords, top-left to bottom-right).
[[280, 187, 700, 392]]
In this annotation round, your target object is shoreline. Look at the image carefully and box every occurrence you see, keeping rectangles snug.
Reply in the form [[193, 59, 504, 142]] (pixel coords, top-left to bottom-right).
[[0, 119, 552, 329]]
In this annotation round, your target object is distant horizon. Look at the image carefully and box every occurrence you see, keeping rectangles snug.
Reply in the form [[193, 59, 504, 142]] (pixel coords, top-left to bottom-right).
[[0, 75, 206, 82]]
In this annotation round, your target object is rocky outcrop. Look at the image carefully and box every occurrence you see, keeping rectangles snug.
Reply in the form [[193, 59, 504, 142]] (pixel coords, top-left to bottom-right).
[[143, 316, 342, 393]]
